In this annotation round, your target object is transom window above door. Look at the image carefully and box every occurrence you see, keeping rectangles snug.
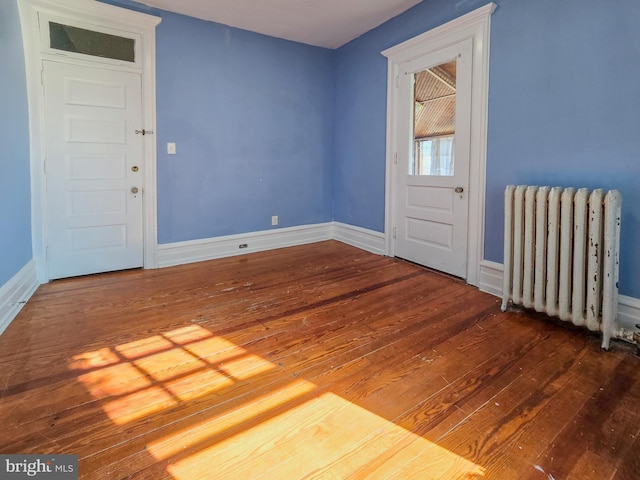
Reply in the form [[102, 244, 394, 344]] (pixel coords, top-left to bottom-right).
[[38, 13, 143, 68], [49, 21, 136, 63]]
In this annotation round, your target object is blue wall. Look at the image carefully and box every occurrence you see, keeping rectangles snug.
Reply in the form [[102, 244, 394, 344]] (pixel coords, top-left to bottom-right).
[[101, 1, 334, 244], [486, 0, 640, 297], [0, 0, 32, 286], [333, 0, 640, 298], [155, 15, 334, 243], [3, 0, 639, 300]]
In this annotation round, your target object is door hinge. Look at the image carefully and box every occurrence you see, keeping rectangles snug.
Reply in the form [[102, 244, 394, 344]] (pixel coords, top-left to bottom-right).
[[394, 152, 398, 165], [40, 69, 45, 86], [395, 74, 399, 88], [393, 227, 397, 239], [45, 246, 49, 260]]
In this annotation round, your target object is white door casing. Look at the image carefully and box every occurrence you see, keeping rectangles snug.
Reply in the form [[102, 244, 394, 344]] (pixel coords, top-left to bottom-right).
[[394, 40, 472, 278], [382, 3, 496, 286], [43, 61, 144, 279], [18, 0, 161, 282]]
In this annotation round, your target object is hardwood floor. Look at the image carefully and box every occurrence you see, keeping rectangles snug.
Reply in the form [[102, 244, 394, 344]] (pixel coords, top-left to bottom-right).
[[1, 240, 639, 479]]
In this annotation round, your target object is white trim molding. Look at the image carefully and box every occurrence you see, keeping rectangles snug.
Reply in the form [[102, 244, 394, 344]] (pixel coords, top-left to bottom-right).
[[478, 260, 640, 332], [332, 222, 385, 255], [156, 223, 333, 268], [18, 0, 161, 282], [618, 295, 640, 331], [478, 260, 503, 298], [156, 222, 386, 268], [382, 3, 496, 288], [0, 261, 40, 336]]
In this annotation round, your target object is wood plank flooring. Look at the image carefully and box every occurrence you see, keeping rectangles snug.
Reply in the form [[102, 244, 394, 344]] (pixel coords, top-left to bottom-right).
[[1, 240, 639, 479]]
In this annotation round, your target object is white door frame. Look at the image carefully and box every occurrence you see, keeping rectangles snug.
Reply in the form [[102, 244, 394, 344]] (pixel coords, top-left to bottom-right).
[[18, 0, 161, 282], [382, 3, 495, 286]]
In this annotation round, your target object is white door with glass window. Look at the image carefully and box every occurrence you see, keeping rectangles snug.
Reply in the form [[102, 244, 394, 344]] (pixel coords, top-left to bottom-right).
[[43, 60, 144, 279], [394, 39, 472, 278]]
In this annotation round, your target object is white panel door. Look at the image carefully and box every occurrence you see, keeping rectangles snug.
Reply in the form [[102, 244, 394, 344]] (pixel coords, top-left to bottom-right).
[[43, 60, 144, 279], [394, 39, 472, 278]]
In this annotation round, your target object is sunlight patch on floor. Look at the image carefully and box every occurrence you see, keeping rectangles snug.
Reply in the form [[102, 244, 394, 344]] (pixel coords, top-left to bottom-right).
[[146, 378, 318, 460], [69, 325, 276, 425], [69, 324, 485, 478], [164, 391, 486, 480]]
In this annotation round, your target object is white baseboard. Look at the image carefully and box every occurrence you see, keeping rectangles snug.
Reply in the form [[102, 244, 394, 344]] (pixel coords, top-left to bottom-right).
[[478, 260, 503, 298], [1, 221, 382, 336], [5, 230, 638, 336], [0, 260, 40, 336], [332, 222, 385, 255], [478, 260, 640, 331], [155, 223, 333, 268], [156, 222, 387, 269], [618, 295, 640, 331]]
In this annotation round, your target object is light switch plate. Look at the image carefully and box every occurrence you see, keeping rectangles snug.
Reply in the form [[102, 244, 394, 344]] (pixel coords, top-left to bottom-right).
[[167, 142, 176, 154]]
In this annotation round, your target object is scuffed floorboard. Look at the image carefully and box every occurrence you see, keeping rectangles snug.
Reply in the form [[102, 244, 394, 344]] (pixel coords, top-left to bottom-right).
[[1, 241, 638, 479]]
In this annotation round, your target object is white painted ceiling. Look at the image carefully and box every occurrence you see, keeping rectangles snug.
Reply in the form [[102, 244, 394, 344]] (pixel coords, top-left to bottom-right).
[[137, 0, 423, 49]]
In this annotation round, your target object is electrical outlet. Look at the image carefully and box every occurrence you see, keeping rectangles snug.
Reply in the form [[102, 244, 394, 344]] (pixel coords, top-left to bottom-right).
[[271, 215, 278, 226]]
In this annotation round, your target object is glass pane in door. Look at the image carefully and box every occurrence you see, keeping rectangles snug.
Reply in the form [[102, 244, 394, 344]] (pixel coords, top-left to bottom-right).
[[409, 59, 456, 176], [49, 22, 136, 63]]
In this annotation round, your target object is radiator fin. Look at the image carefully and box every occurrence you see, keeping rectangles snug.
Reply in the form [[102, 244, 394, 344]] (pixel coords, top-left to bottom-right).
[[501, 185, 622, 349]]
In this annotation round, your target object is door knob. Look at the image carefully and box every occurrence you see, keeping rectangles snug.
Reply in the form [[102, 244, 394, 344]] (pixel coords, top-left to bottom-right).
[[131, 187, 139, 194], [454, 186, 464, 193], [131, 166, 139, 172]]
